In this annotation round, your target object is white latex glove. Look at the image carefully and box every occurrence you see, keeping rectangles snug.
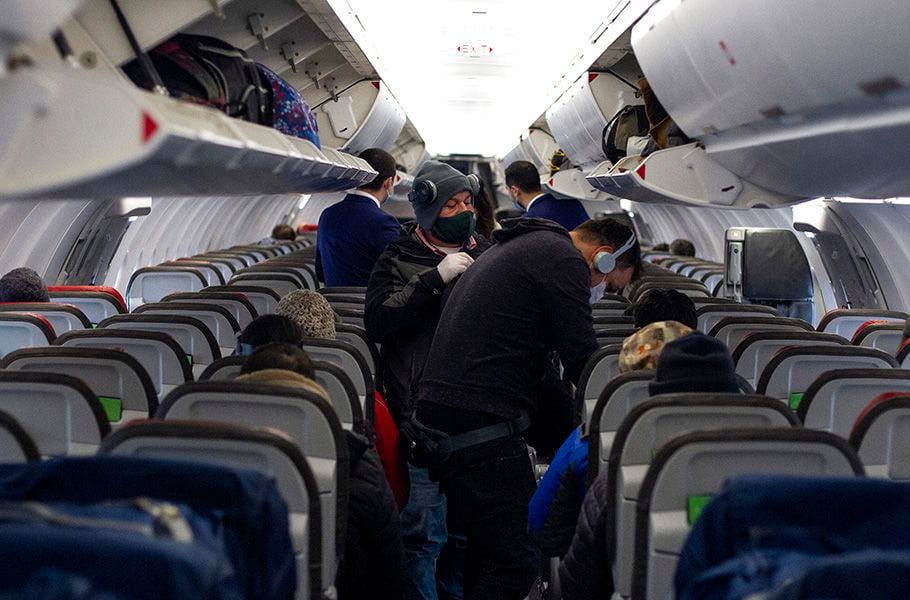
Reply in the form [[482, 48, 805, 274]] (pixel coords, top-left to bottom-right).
[[437, 252, 475, 284]]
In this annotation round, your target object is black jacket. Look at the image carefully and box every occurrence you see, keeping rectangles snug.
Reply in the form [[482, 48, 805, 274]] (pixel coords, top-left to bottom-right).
[[336, 431, 405, 599], [417, 218, 599, 422], [558, 470, 613, 600], [364, 225, 491, 422]]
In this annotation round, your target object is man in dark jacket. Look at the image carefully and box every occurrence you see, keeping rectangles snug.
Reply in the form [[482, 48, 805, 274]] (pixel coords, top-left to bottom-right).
[[366, 160, 491, 600], [415, 216, 640, 599], [315, 148, 402, 286], [505, 160, 589, 231]]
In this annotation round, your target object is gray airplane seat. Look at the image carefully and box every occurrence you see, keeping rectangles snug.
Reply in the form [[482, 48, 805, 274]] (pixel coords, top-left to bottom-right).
[[159, 260, 225, 286], [585, 371, 654, 479], [0, 302, 91, 334], [335, 324, 380, 386], [708, 316, 814, 354], [631, 281, 710, 303], [850, 393, 910, 479], [606, 396, 798, 600], [161, 291, 259, 329], [333, 308, 365, 330], [229, 274, 301, 298], [0, 313, 55, 358], [690, 296, 738, 306], [696, 304, 780, 334], [200, 252, 255, 269], [48, 286, 127, 325], [134, 302, 240, 357], [593, 316, 635, 329], [156, 381, 348, 598], [797, 368, 910, 436], [204, 285, 281, 316], [601, 293, 629, 304], [596, 328, 639, 347], [732, 331, 849, 387], [724, 227, 815, 323], [852, 321, 905, 355], [593, 301, 631, 318], [322, 295, 366, 312], [575, 345, 624, 427], [125, 266, 208, 311], [0, 410, 40, 463], [229, 246, 277, 261], [0, 347, 158, 427], [200, 357, 364, 433], [98, 314, 220, 378], [317, 287, 366, 298], [298, 338, 374, 422], [0, 371, 110, 456], [757, 346, 899, 407], [633, 429, 863, 600], [54, 329, 193, 399], [175, 256, 236, 282], [817, 309, 909, 341], [100, 420, 322, 600], [235, 266, 311, 290]]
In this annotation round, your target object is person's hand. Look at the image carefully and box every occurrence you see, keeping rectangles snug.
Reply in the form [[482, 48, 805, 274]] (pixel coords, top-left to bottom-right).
[[437, 252, 474, 283]]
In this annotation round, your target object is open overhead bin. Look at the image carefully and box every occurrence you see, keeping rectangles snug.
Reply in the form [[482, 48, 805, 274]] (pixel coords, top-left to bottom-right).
[[545, 72, 643, 170], [0, 65, 375, 199], [502, 129, 558, 172], [543, 168, 616, 203], [631, 0, 910, 202], [315, 81, 407, 154]]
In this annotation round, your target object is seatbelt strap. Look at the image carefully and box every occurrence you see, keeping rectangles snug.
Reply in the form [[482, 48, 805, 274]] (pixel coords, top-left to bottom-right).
[[438, 412, 531, 454]]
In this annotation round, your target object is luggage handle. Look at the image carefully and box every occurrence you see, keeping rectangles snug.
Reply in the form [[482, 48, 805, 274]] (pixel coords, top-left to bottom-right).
[[109, 0, 169, 96]]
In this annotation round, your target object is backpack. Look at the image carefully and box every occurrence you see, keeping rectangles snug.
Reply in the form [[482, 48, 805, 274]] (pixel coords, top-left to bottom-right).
[[601, 105, 649, 165], [256, 63, 321, 148]]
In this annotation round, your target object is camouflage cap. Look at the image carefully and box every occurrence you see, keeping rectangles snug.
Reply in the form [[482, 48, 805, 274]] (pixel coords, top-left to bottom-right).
[[619, 320, 693, 373]]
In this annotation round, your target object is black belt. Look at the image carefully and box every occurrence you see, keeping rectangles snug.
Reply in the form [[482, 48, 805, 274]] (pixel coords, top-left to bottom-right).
[[436, 412, 531, 454]]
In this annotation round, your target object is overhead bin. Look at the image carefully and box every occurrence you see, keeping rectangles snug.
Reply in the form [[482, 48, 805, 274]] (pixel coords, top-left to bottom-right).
[[0, 65, 376, 199], [545, 72, 643, 170], [631, 0, 910, 201], [501, 129, 558, 172], [542, 168, 617, 203], [390, 170, 414, 202], [316, 81, 407, 154]]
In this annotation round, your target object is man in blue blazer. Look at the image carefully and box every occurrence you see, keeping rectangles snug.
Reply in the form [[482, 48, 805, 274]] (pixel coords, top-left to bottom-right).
[[316, 148, 402, 286], [505, 160, 589, 231]]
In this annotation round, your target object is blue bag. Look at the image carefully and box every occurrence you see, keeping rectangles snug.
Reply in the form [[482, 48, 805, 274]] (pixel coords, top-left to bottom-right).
[[0, 456, 295, 600], [257, 63, 321, 148], [676, 475, 910, 600]]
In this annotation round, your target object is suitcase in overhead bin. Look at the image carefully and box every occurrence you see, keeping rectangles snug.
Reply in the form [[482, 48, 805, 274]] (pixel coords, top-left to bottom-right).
[[0, 456, 295, 600], [0, 497, 243, 600], [257, 63, 321, 148]]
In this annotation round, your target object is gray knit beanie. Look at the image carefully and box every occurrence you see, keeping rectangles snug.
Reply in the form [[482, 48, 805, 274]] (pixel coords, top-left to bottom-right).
[[275, 290, 336, 340], [410, 161, 475, 230]]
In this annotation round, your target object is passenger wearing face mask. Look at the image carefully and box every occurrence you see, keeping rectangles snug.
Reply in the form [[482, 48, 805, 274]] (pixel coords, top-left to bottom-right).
[[365, 160, 491, 600], [505, 160, 589, 231], [408, 217, 639, 600]]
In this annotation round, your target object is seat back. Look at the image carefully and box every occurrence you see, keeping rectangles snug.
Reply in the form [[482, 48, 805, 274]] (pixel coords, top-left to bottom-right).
[[709, 316, 814, 353], [298, 338, 374, 420], [575, 345, 623, 428], [55, 329, 193, 396], [0, 303, 92, 334], [229, 274, 301, 298], [696, 304, 780, 334], [99, 314, 220, 374], [732, 331, 849, 386], [817, 309, 908, 340], [201, 252, 255, 269], [205, 285, 281, 316], [47, 285, 127, 325], [199, 356, 246, 381], [160, 260, 226, 286], [333, 308, 365, 329], [850, 393, 910, 479], [0, 410, 40, 463], [318, 287, 366, 298], [0, 347, 158, 425], [162, 292, 259, 329], [608, 396, 797, 599], [757, 346, 898, 405], [0, 371, 109, 456], [101, 421, 321, 600], [176, 256, 236, 281], [134, 302, 240, 355], [799, 369, 910, 436], [596, 328, 638, 347], [586, 371, 654, 477], [239, 265, 318, 291], [157, 381, 347, 593], [334, 324, 379, 383], [126, 266, 208, 311], [634, 429, 862, 600], [632, 281, 710, 301], [0, 314, 55, 358], [853, 322, 905, 355], [592, 302, 631, 317]]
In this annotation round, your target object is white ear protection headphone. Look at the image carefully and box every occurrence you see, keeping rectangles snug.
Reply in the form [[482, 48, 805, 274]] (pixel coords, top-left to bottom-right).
[[594, 233, 637, 274], [408, 173, 481, 206]]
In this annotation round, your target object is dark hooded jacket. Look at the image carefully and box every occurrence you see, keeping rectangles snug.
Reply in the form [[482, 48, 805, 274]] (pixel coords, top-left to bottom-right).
[[364, 224, 491, 423]]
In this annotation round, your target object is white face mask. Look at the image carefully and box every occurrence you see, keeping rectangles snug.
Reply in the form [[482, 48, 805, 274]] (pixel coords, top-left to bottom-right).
[[589, 278, 607, 304]]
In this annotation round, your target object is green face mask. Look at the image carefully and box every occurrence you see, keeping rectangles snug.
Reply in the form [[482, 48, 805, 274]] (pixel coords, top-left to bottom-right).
[[431, 211, 476, 244]]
